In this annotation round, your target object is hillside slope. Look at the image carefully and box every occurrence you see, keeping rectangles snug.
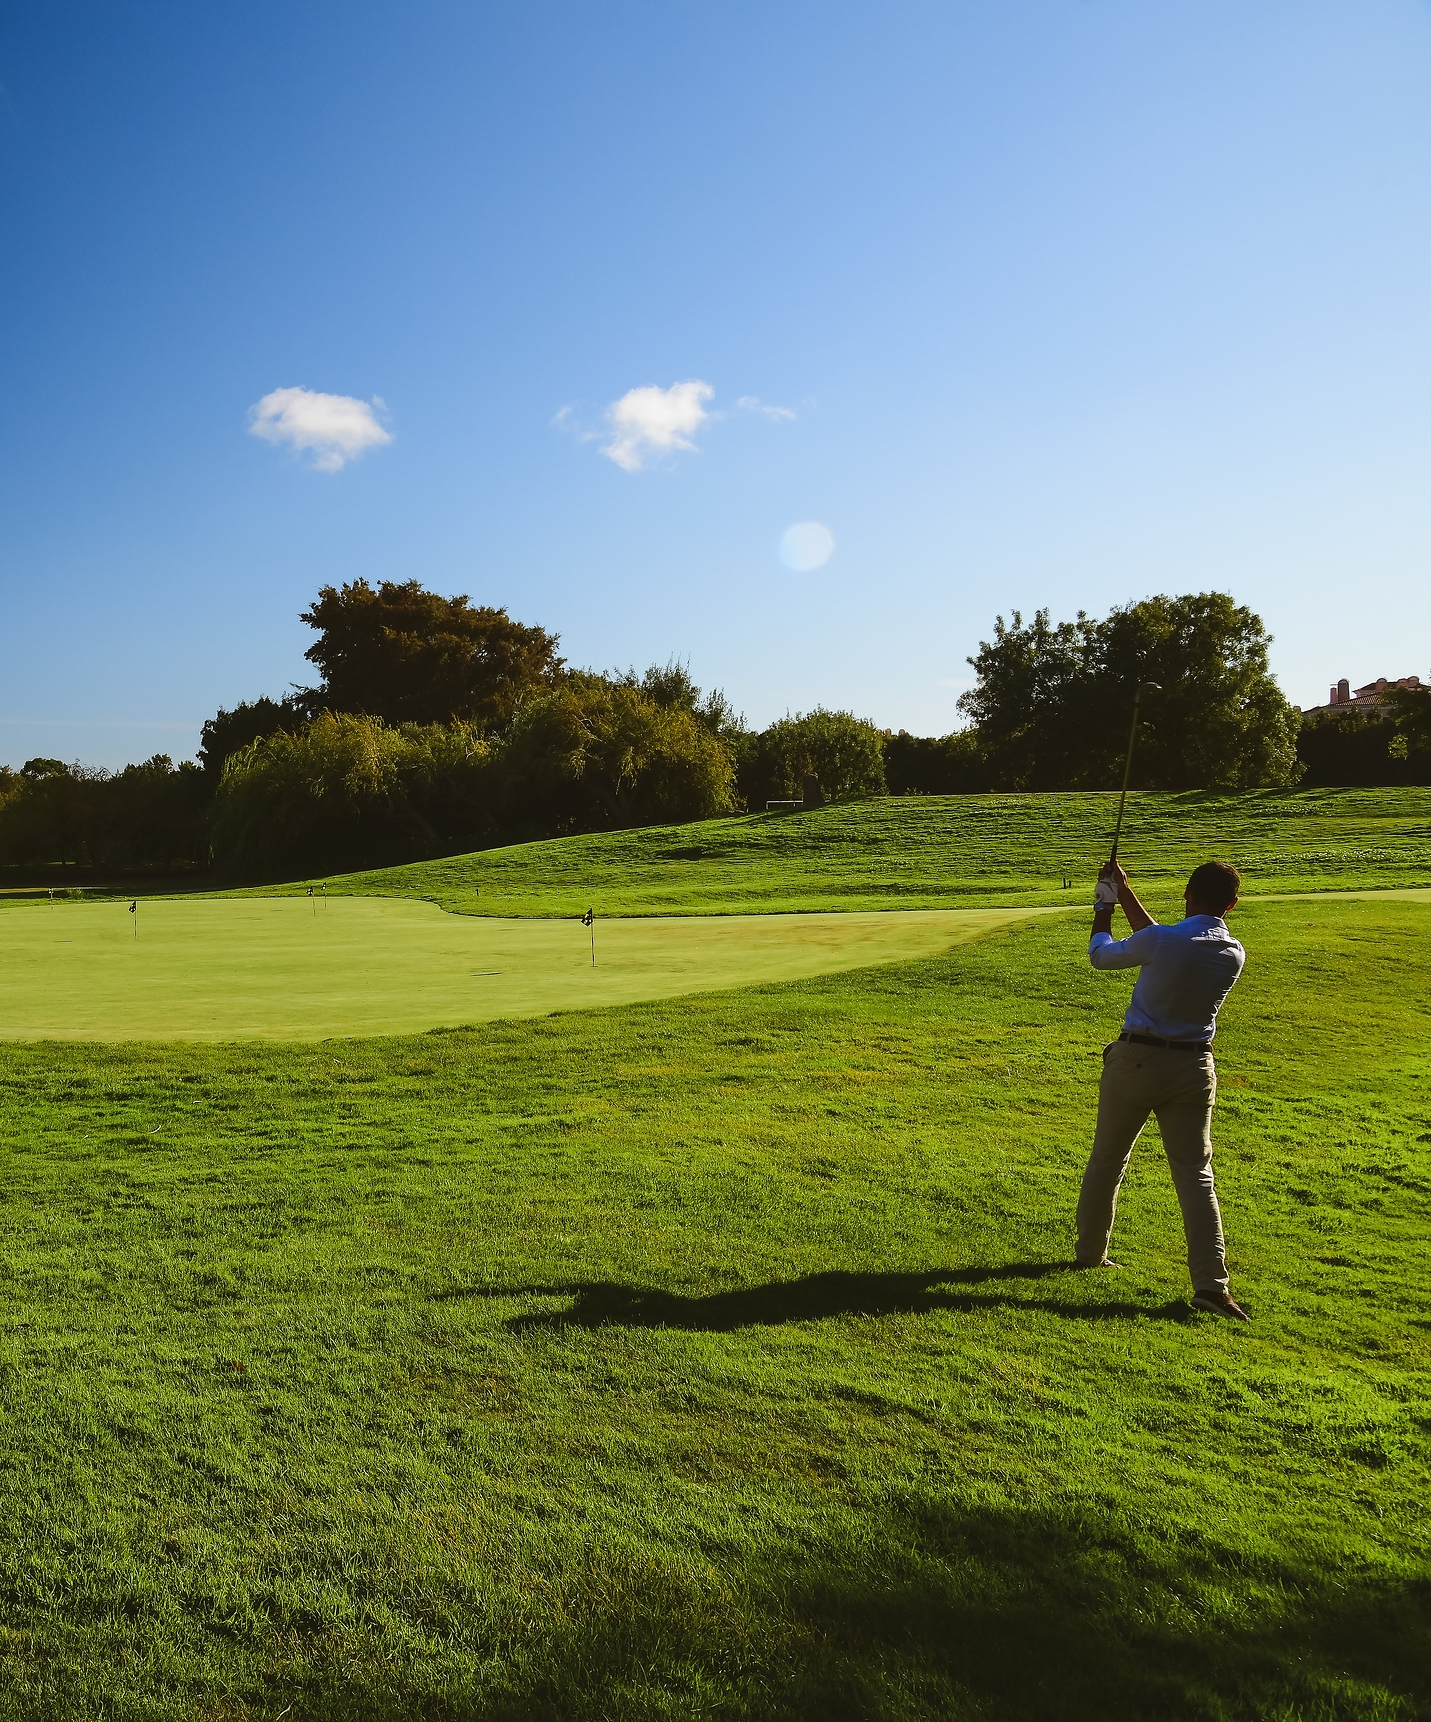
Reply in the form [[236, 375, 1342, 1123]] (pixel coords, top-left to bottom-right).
[[231, 787, 1431, 918], [223, 788, 1431, 922]]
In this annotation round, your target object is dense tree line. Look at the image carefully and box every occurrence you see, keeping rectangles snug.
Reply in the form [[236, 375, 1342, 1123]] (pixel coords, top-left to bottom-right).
[[3, 580, 1423, 882], [1295, 687, 1431, 788], [0, 755, 208, 871]]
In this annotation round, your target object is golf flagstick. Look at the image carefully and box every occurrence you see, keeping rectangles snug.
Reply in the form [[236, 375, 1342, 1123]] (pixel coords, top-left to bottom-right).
[[1108, 683, 1160, 868], [129, 899, 137, 938], [581, 906, 595, 966]]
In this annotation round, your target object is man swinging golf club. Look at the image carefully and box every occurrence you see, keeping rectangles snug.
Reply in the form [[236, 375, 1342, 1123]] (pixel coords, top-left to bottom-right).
[[1074, 680, 1250, 1321], [1078, 857, 1249, 1320]]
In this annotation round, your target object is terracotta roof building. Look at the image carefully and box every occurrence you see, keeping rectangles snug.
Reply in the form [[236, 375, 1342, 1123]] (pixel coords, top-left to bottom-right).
[[1320, 674, 1423, 714]]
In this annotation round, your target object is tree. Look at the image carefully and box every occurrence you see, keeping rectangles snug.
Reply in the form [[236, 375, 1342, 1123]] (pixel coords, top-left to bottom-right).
[[300, 580, 564, 725], [496, 675, 737, 834], [210, 712, 496, 879], [623, 659, 746, 744], [0, 760, 103, 867], [0, 756, 206, 871], [883, 730, 992, 794], [198, 695, 308, 778], [958, 593, 1301, 791], [96, 756, 209, 867], [1387, 683, 1431, 774], [1297, 683, 1431, 787], [736, 710, 887, 807]]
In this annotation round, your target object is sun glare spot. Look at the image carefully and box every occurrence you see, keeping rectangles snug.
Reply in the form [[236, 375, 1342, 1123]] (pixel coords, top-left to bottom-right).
[[779, 521, 835, 571]]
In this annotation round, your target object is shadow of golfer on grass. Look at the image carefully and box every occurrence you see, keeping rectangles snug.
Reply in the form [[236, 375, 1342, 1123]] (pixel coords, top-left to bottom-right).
[[437, 1264, 1190, 1331]]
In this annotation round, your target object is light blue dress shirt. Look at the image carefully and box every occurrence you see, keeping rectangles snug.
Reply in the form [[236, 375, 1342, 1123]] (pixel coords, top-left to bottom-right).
[[1089, 914, 1246, 1043]]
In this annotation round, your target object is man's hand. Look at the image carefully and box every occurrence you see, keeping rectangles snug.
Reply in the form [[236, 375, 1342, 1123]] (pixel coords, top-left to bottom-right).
[[1094, 861, 1125, 910], [1096, 859, 1157, 933]]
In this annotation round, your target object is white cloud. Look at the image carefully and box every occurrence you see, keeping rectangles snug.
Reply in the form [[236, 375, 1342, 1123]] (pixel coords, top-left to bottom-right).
[[248, 386, 392, 472], [601, 379, 713, 471], [736, 394, 796, 421]]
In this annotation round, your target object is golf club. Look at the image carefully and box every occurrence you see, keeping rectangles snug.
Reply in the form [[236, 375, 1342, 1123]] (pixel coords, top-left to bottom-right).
[[1108, 682, 1161, 868]]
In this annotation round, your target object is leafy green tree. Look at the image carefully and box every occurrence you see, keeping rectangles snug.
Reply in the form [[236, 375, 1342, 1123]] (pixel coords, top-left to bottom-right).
[[1387, 683, 1431, 773], [198, 696, 307, 778], [497, 674, 736, 834], [958, 593, 1301, 791], [0, 756, 206, 871], [210, 680, 735, 876], [623, 659, 746, 744], [0, 760, 100, 867], [101, 756, 209, 867], [1298, 683, 1431, 786], [300, 580, 563, 725], [210, 712, 496, 879], [883, 730, 992, 794], [737, 710, 887, 807]]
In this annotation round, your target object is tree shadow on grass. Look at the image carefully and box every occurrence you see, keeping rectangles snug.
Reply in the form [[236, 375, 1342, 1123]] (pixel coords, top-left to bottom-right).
[[435, 1264, 1193, 1330], [278, 1497, 1431, 1721]]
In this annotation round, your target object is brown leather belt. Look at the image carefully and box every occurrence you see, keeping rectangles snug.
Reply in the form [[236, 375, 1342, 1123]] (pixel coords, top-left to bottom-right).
[[1119, 1031, 1213, 1053]]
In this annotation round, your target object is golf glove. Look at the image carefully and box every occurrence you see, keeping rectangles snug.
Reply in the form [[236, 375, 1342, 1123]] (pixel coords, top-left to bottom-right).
[[1094, 877, 1120, 909]]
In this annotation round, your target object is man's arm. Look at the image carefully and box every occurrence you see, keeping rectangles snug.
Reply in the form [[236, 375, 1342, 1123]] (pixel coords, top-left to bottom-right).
[[1088, 862, 1161, 969]]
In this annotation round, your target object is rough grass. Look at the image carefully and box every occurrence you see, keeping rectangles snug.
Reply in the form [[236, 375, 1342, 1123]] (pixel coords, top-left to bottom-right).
[[227, 787, 1431, 916], [0, 893, 1427, 1718]]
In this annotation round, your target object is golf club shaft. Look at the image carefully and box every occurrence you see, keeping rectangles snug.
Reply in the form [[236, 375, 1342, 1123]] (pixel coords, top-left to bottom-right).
[[1108, 691, 1144, 867]]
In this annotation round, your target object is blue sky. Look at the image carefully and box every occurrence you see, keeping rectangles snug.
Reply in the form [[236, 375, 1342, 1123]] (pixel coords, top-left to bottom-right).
[[3, 1, 1430, 770]]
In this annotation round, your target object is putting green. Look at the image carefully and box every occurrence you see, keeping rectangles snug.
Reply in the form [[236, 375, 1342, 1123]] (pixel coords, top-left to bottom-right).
[[0, 898, 1056, 1041]]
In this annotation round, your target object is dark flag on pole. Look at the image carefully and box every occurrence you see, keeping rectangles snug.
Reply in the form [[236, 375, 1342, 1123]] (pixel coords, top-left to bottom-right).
[[129, 899, 137, 938], [580, 907, 595, 966]]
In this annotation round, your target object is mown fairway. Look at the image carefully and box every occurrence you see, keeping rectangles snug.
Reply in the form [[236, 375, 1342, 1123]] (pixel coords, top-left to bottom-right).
[[0, 885, 1427, 1719], [238, 786, 1431, 917], [0, 898, 1042, 1041]]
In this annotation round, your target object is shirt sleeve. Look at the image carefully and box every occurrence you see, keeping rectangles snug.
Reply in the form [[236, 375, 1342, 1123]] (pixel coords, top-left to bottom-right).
[[1089, 924, 1161, 970]]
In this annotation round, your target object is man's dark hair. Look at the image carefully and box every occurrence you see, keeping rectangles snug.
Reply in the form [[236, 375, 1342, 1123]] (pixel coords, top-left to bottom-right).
[[1187, 860, 1241, 912]]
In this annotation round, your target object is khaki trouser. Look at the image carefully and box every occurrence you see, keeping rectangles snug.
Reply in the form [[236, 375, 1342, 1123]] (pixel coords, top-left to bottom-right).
[[1076, 1039, 1229, 1294]]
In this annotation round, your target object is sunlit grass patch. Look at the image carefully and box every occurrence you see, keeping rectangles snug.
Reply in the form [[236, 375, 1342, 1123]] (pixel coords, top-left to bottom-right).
[[0, 896, 1426, 1716]]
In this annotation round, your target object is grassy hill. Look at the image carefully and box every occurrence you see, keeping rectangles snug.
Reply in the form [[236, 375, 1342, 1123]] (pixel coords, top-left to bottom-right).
[[1, 893, 1426, 1717], [239, 787, 1431, 916]]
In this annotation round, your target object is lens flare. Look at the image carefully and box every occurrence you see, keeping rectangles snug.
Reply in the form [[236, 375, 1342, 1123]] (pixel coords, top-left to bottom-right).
[[779, 521, 835, 571]]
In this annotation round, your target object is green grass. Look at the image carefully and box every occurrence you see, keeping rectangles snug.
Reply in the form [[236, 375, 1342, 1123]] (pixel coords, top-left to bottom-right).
[[0, 891, 1427, 1718], [0, 898, 1048, 1041], [228, 788, 1431, 917]]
